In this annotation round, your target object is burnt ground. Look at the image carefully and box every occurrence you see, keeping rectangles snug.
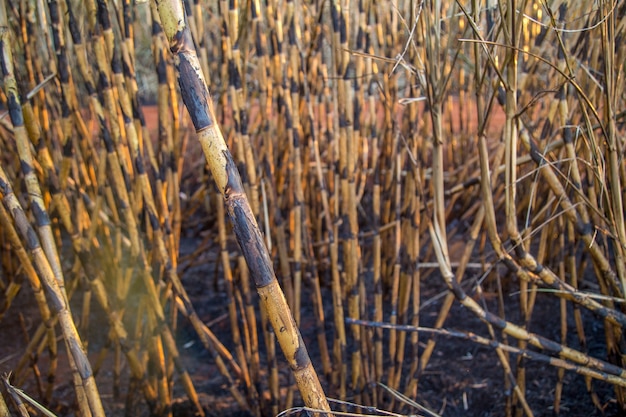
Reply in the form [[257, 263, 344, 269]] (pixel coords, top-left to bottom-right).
[[178, 250, 621, 417], [1, 230, 621, 417]]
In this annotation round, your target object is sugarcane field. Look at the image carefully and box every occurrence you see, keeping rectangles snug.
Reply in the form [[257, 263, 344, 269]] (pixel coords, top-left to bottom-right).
[[0, 0, 625, 415]]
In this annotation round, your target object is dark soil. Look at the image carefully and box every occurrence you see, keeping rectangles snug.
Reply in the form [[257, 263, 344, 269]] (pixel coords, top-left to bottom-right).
[[0, 233, 622, 417]]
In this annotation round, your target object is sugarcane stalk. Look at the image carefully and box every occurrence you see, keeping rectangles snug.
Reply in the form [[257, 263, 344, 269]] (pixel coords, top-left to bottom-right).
[[0, 202, 58, 403], [301, 51, 332, 381], [0, 19, 106, 417], [154, 0, 331, 413], [216, 188, 258, 412], [0, 165, 105, 417], [599, 0, 626, 295]]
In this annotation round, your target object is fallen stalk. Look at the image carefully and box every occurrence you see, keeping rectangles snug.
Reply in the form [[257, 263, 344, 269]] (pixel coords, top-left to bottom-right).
[[346, 318, 626, 388]]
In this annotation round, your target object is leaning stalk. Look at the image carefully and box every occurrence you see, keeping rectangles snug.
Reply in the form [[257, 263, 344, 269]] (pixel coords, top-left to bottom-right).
[[154, 0, 331, 413], [0, 166, 105, 417]]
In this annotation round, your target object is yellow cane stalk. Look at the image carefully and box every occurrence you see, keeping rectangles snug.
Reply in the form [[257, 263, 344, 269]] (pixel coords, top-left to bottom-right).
[[154, 0, 331, 414]]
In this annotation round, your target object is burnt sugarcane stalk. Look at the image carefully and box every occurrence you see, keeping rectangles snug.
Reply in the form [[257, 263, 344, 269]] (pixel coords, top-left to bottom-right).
[[0, 163, 105, 417], [0, 22, 105, 417], [154, 0, 331, 414]]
